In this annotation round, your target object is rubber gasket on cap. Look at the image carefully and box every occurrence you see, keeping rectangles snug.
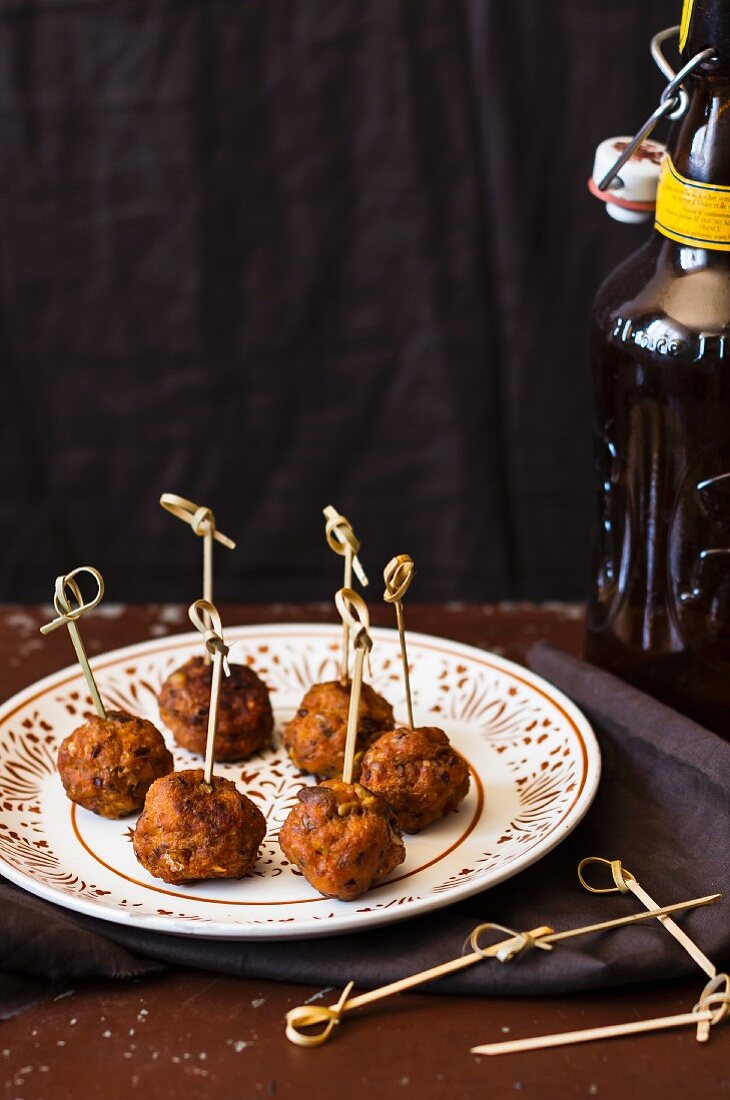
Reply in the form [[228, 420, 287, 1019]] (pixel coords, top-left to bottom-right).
[[587, 176, 656, 212]]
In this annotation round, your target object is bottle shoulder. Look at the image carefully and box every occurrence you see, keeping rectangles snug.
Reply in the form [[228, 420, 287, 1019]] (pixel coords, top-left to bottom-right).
[[591, 235, 730, 362], [592, 237, 660, 314]]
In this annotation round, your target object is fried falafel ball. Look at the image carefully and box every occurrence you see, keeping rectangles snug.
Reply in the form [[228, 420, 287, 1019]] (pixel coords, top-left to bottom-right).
[[132, 768, 266, 884], [359, 726, 470, 833], [57, 710, 173, 819], [282, 680, 394, 778], [157, 656, 273, 761], [278, 779, 406, 901]]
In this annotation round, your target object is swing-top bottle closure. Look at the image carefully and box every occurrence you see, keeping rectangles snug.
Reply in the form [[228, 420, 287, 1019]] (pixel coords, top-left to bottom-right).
[[589, 137, 666, 224], [589, 25, 717, 223]]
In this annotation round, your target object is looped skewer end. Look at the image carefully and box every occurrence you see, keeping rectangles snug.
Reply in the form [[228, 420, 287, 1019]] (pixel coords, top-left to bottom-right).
[[469, 923, 555, 963], [286, 982, 355, 1047], [160, 493, 236, 549], [40, 566, 105, 635], [693, 973, 730, 1042], [383, 554, 415, 604], [383, 553, 416, 727], [334, 588, 373, 655], [40, 566, 107, 719], [578, 856, 636, 895], [324, 509, 360, 556], [190, 505, 214, 537], [336, 588, 373, 782], [188, 599, 231, 675], [323, 505, 368, 586]]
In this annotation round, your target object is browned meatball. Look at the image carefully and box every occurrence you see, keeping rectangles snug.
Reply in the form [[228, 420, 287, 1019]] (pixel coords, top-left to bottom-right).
[[57, 711, 173, 819], [132, 768, 266, 884], [278, 779, 405, 901], [158, 656, 273, 761], [283, 680, 394, 778], [359, 726, 470, 833]]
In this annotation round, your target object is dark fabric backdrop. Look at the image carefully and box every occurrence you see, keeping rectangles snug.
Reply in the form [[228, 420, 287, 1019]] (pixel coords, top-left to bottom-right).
[[0, 0, 678, 604]]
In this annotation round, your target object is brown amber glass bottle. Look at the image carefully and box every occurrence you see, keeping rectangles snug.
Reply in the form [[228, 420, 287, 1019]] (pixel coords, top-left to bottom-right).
[[585, 2, 730, 734]]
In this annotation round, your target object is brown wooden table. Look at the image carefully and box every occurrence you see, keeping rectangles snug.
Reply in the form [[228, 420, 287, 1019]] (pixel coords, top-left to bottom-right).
[[1, 603, 727, 1099]]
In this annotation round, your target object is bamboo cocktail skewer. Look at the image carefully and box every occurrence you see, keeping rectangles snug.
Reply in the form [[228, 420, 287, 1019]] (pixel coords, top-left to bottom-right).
[[40, 566, 107, 719], [285, 892, 721, 1047], [323, 506, 368, 684], [472, 971, 730, 1055], [160, 494, 235, 663], [383, 555, 415, 729], [188, 599, 231, 786], [578, 856, 717, 980], [333, 588, 372, 786], [474, 858, 726, 1056]]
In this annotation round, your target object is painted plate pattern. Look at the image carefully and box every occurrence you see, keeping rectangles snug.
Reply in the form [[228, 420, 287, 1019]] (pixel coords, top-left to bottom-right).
[[0, 624, 600, 939]]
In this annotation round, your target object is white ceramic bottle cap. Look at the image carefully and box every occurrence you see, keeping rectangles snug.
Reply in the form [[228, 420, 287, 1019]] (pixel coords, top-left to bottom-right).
[[589, 136, 665, 223]]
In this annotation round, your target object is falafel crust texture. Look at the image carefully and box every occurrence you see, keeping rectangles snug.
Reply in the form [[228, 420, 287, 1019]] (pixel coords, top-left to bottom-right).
[[133, 768, 266, 884], [278, 778, 405, 900], [57, 710, 173, 818], [158, 656, 273, 761]]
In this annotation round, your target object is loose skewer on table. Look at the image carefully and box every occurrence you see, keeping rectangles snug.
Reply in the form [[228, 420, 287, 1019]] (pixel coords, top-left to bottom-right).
[[472, 861, 727, 1057], [286, 892, 722, 1047], [578, 856, 718, 981], [472, 970, 729, 1055]]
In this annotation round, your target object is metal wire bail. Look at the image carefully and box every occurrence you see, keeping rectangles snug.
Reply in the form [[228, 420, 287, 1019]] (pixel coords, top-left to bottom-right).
[[598, 26, 716, 193]]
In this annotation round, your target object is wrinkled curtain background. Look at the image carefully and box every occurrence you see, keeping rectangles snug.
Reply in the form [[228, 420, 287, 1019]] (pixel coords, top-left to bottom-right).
[[1, 0, 677, 603]]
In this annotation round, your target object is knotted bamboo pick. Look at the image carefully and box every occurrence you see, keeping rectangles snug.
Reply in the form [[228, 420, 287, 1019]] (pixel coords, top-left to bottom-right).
[[188, 599, 231, 786], [285, 894, 720, 1047], [471, 972, 730, 1055], [578, 856, 717, 979], [160, 493, 235, 663], [323, 506, 368, 684], [333, 588, 372, 786], [40, 566, 107, 719], [383, 554, 415, 729]]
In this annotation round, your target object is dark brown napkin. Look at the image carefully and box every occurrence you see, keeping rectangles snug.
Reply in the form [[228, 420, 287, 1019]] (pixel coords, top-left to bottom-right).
[[2, 643, 728, 1018]]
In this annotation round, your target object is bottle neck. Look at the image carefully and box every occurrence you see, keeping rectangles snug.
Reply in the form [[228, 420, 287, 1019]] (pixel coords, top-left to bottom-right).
[[682, 0, 730, 76], [653, 70, 730, 256], [666, 73, 730, 186]]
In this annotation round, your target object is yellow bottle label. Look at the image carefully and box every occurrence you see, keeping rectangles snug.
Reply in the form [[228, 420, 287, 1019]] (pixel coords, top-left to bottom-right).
[[655, 156, 730, 251], [679, 0, 695, 50]]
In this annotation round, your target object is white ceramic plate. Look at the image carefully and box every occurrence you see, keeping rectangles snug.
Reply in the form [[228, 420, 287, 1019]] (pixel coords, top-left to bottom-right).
[[0, 624, 600, 939]]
